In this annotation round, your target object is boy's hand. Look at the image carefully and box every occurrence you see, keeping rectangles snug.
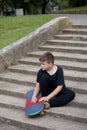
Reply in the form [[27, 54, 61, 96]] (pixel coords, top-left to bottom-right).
[[31, 95, 37, 103], [39, 96, 48, 102]]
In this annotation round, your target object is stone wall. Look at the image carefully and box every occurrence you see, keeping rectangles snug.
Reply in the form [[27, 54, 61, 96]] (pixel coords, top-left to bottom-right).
[[0, 17, 71, 72]]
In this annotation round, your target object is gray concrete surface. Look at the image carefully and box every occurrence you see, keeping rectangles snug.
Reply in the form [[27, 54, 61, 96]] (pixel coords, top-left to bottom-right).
[[50, 14, 87, 25], [0, 122, 27, 130]]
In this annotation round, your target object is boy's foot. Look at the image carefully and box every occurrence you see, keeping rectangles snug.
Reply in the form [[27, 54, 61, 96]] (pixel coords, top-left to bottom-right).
[[44, 101, 50, 109]]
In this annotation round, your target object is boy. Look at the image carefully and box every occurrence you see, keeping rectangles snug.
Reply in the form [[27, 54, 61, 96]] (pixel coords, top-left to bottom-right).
[[32, 52, 75, 108]]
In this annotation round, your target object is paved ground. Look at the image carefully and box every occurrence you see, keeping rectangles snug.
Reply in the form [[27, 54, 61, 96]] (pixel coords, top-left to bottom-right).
[[50, 14, 87, 25], [0, 122, 27, 130]]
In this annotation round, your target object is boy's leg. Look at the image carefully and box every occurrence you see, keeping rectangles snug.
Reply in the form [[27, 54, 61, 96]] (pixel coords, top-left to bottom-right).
[[49, 89, 75, 107]]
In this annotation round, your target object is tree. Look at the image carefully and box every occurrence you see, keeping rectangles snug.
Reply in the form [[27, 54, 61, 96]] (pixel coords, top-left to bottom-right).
[[42, 0, 49, 14], [69, 0, 86, 7], [30, 0, 50, 14], [0, 0, 9, 15], [23, 0, 31, 15], [0, 0, 3, 13], [1, 0, 87, 15], [85, 0, 87, 5]]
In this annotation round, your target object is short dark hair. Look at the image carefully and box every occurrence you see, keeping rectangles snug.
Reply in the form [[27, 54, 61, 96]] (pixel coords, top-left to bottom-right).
[[39, 52, 54, 64]]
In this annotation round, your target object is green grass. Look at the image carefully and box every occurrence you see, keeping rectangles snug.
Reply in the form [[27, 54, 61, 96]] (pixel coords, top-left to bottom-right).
[[60, 5, 87, 11], [0, 15, 55, 49]]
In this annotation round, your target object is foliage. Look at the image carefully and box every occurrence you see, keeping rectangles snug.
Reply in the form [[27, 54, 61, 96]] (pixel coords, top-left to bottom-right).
[[0, 0, 87, 14], [30, 0, 42, 14], [46, 1, 53, 13], [69, 0, 87, 7], [59, 5, 87, 11], [56, 0, 69, 9], [30, 4, 41, 14]]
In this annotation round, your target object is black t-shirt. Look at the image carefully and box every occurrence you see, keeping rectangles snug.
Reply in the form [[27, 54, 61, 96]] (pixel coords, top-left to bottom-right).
[[36, 66, 66, 93]]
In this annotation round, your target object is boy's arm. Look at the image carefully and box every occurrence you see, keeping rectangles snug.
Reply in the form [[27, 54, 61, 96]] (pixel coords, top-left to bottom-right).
[[39, 85, 63, 101], [31, 82, 40, 103], [47, 85, 63, 100]]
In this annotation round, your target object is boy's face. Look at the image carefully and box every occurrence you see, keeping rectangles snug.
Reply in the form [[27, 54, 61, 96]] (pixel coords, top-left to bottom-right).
[[40, 61, 53, 71]]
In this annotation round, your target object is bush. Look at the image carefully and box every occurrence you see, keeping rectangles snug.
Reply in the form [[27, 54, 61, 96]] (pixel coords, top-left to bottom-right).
[[46, 1, 53, 13], [56, 0, 69, 10], [30, 4, 41, 14]]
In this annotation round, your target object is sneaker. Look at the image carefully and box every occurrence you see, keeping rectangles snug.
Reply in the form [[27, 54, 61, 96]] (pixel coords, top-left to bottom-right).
[[44, 101, 50, 109]]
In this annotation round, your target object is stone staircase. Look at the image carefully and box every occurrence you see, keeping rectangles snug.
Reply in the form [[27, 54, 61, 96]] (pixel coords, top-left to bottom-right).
[[0, 25, 87, 130]]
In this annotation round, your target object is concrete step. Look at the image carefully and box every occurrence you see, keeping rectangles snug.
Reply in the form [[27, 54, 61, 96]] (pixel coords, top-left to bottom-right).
[[39, 45, 87, 54], [46, 39, 87, 47], [9, 64, 40, 74], [55, 34, 87, 41], [0, 93, 86, 111], [27, 51, 87, 63], [72, 25, 87, 29], [0, 94, 25, 110], [69, 93, 87, 108], [0, 72, 87, 94], [0, 93, 87, 126], [63, 28, 87, 35], [0, 107, 87, 130], [46, 106, 87, 123], [1, 66, 86, 82], [17, 57, 87, 72], [0, 79, 87, 97], [0, 72, 35, 86], [65, 80, 87, 94], [0, 122, 27, 130], [0, 81, 33, 98], [64, 69, 87, 82]]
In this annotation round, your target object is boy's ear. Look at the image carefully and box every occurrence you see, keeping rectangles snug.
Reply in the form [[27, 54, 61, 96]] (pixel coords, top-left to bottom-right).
[[49, 62, 53, 66]]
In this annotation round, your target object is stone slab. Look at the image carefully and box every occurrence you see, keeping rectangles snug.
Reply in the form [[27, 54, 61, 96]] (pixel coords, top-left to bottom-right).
[[27, 51, 87, 62], [0, 107, 87, 130], [12, 58, 87, 72]]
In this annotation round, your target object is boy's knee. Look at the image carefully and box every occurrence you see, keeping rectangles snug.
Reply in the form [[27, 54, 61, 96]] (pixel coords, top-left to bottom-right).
[[70, 90, 75, 100]]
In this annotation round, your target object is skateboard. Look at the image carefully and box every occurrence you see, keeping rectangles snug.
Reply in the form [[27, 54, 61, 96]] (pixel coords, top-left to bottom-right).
[[25, 89, 44, 117]]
